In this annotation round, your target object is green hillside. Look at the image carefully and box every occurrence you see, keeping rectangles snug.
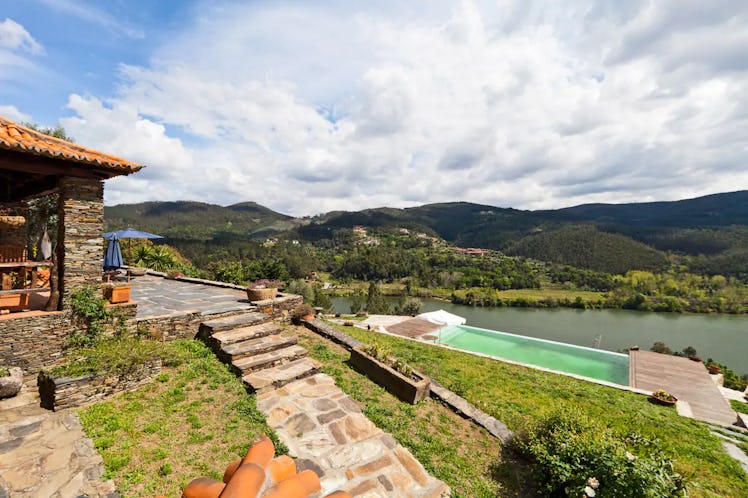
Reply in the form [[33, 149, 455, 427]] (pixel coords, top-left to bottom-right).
[[504, 225, 670, 274], [104, 201, 293, 241]]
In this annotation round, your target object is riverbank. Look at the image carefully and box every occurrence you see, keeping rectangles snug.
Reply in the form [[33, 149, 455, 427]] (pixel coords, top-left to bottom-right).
[[330, 297, 748, 374]]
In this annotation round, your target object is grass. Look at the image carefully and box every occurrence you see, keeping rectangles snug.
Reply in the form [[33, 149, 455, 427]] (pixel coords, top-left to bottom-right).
[[731, 399, 748, 415], [327, 323, 748, 498], [490, 288, 603, 302], [77, 340, 284, 497], [48, 337, 168, 378], [292, 325, 526, 498]]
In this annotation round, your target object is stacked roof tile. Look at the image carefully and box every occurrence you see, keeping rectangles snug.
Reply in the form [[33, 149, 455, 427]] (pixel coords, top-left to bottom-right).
[[0, 115, 142, 175]]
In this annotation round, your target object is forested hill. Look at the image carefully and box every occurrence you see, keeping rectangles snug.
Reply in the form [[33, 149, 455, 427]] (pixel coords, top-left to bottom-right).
[[302, 191, 748, 251], [104, 201, 295, 240], [105, 191, 748, 276]]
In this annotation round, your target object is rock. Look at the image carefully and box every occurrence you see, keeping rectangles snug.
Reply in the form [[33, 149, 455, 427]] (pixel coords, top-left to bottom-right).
[[0, 368, 22, 399]]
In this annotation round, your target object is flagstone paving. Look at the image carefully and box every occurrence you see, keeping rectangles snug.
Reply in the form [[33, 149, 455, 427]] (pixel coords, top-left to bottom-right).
[[129, 274, 252, 317], [0, 389, 116, 498], [256, 374, 450, 497]]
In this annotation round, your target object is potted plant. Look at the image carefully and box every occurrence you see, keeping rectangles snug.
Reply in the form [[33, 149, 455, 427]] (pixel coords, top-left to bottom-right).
[[290, 304, 316, 325], [103, 282, 131, 304], [246, 279, 281, 301], [650, 389, 678, 406], [349, 342, 430, 404]]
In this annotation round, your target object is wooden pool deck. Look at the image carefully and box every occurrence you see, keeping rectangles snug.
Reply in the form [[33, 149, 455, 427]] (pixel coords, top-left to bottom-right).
[[630, 350, 739, 426], [385, 318, 446, 339]]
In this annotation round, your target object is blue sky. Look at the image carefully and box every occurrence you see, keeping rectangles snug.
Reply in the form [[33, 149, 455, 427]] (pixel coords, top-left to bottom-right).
[[2, 1, 748, 216]]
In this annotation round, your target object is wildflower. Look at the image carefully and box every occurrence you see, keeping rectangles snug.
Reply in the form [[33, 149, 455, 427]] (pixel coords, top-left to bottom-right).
[[626, 451, 636, 461], [587, 477, 599, 489], [584, 486, 596, 497]]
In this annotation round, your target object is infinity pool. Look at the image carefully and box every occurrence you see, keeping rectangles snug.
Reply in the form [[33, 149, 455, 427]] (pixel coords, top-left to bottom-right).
[[437, 325, 630, 385]]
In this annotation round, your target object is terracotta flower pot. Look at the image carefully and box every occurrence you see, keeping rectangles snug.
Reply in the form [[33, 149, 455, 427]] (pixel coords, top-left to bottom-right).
[[650, 392, 677, 406], [104, 285, 131, 304]]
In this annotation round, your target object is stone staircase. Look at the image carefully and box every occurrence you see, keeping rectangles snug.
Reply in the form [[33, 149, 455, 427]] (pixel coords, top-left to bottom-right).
[[199, 312, 321, 394]]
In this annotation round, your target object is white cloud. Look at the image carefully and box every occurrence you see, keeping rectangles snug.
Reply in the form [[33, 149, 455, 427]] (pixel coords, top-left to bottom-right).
[[0, 104, 30, 122], [0, 18, 44, 54], [61, 0, 748, 215]]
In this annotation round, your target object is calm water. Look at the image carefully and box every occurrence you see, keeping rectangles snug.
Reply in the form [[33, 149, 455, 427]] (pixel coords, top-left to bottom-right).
[[440, 325, 630, 384], [331, 297, 748, 373]]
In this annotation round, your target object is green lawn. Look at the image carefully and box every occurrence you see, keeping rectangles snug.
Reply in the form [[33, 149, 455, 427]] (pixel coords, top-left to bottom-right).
[[292, 326, 525, 497], [330, 324, 748, 498], [77, 340, 283, 497]]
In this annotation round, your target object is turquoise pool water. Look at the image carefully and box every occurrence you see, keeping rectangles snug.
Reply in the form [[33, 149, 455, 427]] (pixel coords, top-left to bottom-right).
[[438, 325, 630, 385]]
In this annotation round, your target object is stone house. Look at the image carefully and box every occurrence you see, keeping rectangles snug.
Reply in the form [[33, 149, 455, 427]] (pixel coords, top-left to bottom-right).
[[0, 116, 142, 373]]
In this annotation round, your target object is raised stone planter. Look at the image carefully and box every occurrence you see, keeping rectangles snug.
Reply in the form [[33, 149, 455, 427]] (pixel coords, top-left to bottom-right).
[[349, 347, 430, 404], [37, 357, 161, 411], [0, 366, 23, 398], [247, 287, 278, 301]]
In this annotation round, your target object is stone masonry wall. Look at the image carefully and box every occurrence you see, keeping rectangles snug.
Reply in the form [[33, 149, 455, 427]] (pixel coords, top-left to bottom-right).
[[57, 176, 104, 308], [136, 308, 256, 341], [0, 312, 73, 374], [38, 358, 162, 410], [0, 303, 136, 376], [0, 201, 28, 247]]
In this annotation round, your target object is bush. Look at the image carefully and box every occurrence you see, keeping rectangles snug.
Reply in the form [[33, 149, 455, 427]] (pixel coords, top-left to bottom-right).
[[69, 286, 111, 346], [0, 366, 9, 377], [513, 408, 685, 497]]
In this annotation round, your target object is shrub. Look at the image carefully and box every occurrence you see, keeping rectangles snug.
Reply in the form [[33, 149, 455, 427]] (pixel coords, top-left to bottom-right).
[[69, 286, 110, 346], [0, 366, 9, 377], [513, 408, 685, 497]]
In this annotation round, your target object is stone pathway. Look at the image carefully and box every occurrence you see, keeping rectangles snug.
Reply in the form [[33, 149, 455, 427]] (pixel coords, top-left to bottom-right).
[[257, 374, 450, 497], [199, 313, 450, 497], [0, 389, 116, 498]]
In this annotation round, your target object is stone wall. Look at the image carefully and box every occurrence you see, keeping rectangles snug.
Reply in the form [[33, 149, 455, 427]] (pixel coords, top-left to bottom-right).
[[0, 312, 73, 374], [0, 201, 28, 247], [0, 303, 137, 376], [136, 308, 256, 341], [253, 293, 303, 321], [38, 358, 161, 411], [57, 176, 104, 308]]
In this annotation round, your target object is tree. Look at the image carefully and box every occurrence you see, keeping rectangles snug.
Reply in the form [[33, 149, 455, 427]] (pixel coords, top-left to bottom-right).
[[24, 122, 75, 142], [650, 341, 673, 355], [365, 282, 390, 314]]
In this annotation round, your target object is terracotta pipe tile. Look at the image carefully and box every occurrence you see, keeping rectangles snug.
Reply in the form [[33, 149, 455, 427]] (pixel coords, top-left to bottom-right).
[[217, 463, 265, 498], [242, 436, 275, 469], [260, 469, 321, 498], [181, 477, 225, 498], [268, 455, 296, 484], [223, 457, 242, 483]]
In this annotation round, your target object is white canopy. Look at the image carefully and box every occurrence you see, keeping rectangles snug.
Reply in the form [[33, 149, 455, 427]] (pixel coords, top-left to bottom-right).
[[417, 309, 466, 326]]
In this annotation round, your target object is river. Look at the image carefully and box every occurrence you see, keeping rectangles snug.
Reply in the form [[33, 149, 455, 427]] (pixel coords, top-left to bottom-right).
[[330, 297, 748, 374]]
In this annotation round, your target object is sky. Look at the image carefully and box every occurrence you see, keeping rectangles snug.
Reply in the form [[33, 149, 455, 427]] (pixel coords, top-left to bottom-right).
[[1, 0, 747, 216]]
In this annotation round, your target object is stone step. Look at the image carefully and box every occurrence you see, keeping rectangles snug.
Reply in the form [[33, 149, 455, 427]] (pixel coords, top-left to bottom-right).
[[199, 312, 269, 336], [212, 322, 282, 348], [220, 334, 298, 363], [242, 358, 322, 393], [232, 344, 308, 374]]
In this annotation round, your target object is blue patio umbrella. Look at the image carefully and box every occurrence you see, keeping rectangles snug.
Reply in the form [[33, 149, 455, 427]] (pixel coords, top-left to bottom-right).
[[104, 236, 123, 271], [103, 228, 164, 241], [103, 228, 164, 266]]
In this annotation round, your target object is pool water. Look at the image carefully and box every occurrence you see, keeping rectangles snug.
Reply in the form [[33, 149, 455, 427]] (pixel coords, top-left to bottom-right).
[[438, 325, 630, 385]]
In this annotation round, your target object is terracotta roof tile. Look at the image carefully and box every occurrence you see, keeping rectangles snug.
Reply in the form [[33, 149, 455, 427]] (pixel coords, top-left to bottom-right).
[[0, 115, 142, 176]]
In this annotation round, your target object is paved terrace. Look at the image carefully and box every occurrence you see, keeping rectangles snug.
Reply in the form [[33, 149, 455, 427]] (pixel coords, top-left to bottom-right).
[[630, 349, 740, 426], [129, 274, 253, 318]]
